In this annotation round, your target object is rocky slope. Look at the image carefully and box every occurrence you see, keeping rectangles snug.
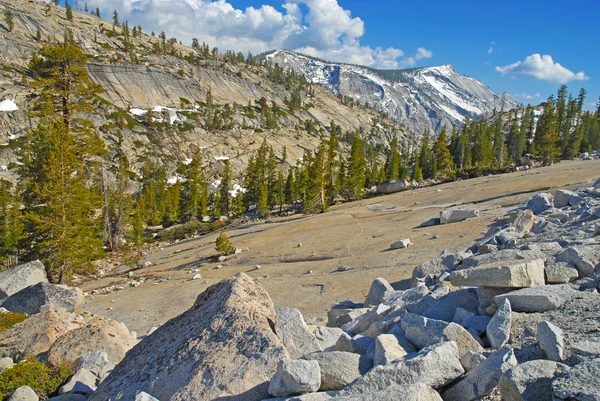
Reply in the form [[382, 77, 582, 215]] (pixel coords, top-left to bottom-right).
[[265, 50, 519, 135]]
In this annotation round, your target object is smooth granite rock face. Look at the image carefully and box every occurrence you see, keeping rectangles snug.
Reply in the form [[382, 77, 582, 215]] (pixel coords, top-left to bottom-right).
[[450, 259, 546, 288], [0, 260, 48, 300], [0, 282, 83, 315], [276, 307, 322, 359], [537, 321, 565, 361], [268, 360, 321, 397], [304, 351, 371, 391]]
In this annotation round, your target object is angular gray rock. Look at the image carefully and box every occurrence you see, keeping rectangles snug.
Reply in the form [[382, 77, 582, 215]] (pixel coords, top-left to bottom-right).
[[374, 334, 407, 366], [0, 282, 83, 315], [276, 307, 322, 359], [401, 313, 483, 358], [59, 368, 97, 396], [442, 347, 517, 401], [476, 287, 512, 316], [390, 239, 413, 249], [341, 304, 390, 335], [510, 209, 535, 234], [364, 278, 394, 307], [440, 208, 479, 224], [526, 193, 554, 215], [334, 333, 375, 356], [303, 351, 371, 391], [47, 395, 86, 401], [571, 340, 600, 359], [313, 327, 344, 352], [552, 357, 600, 401], [411, 257, 448, 287], [556, 246, 600, 277], [462, 315, 490, 337], [376, 180, 409, 195], [494, 285, 577, 312], [334, 383, 443, 401], [537, 321, 565, 361], [89, 273, 288, 401], [499, 359, 569, 401], [340, 341, 464, 393], [74, 350, 115, 381], [545, 262, 579, 284], [460, 351, 486, 372], [554, 189, 579, 208], [268, 360, 321, 397], [263, 393, 337, 401], [450, 259, 546, 288], [424, 289, 479, 322], [327, 308, 370, 328], [0, 356, 14, 373], [0, 260, 48, 300], [134, 393, 159, 401], [8, 386, 39, 401], [487, 298, 512, 348]]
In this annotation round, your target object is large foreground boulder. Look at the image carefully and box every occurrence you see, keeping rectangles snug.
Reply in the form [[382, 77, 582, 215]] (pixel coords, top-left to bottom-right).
[[493, 285, 577, 313], [0, 260, 48, 300], [499, 360, 569, 401], [0, 282, 83, 315], [0, 308, 77, 361], [48, 319, 137, 366], [440, 208, 479, 224], [89, 273, 288, 401], [552, 358, 600, 400], [275, 308, 322, 359], [450, 259, 546, 288]]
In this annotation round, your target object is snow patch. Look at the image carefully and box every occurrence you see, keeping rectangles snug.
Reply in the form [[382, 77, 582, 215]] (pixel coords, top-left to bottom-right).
[[0, 166, 7, 171], [214, 156, 230, 161], [0, 99, 18, 112], [129, 108, 147, 116]]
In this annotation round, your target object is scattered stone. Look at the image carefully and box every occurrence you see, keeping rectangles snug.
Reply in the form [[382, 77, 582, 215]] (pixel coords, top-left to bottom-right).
[[487, 298, 512, 348], [478, 244, 498, 254], [571, 340, 600, 359], [0, 308, 77, 361], [440, 208, 479, 224], [327, 307, 370, 328], [342, 304, 390, 335], [376, 180, 409, 195], [461, 351, 487, 372], [191, 274, 201, 280], [304, 351, 370, 391], [537, 321, 565, 361], [89, 274, 288, 401], [268, 360, 321, 397], [499, 359, 569, 401], [556, 246, 600, 277], [364, 278, 395, 306], [452, 307, 475, 325], [552, 357, 600, 401], [411, 257, 448, 287], [442, 347, 517, 401], [545, 262, 579, 284], [134, 392, 159, 401], [337, 266, 349, 272], [510, 210, 535, 234], [526, 193, 554, 215], [450, 259, 546, 288], [494, 285, 578, 312], [0, 356, 14, 373], [313, 326, 344, 352], [334, 333, 375, 356], [59, 368, 97, 396], [0, 260, 48, 300], [424, 288, 479, 322], [401, 313, 483, 358], [340, 341, 464, 393], [74, 350, 115, 381], [374, 334, 407, 367], [276, 307, 322, 359], [0, 282, 83, 315], [48, 319, 137, 366], [390, 239, 413, 249], [8, 386, 39, 401], [554, 189, 580, 208]]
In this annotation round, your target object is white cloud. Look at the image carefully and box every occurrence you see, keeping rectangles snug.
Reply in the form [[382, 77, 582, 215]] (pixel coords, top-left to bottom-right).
[[520, 92, 540, 100], [86, 0, 427, 69], [488, 41, 495, 55], [495, 54, 588, 84], [399, 47, 433, 68]]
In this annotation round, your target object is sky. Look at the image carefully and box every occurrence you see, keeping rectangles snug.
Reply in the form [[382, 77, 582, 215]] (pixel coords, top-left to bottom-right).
[[62, 0, 599, 109]]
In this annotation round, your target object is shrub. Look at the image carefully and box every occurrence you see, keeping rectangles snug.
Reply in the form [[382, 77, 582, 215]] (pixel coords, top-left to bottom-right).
[[0, 312, 27, 332], [215, 232, 235, 255], [154, 220, 221, 242], [0, 359, 72, 400]]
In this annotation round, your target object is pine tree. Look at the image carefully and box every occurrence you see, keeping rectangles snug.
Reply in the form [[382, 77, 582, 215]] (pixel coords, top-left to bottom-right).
[[433, 127, 455, 178], [3, 7, 14, 32], [326, 131, 338, 204], [215, 232, 235, 255], [507, 113, 525, 163], [284, 168, 294, 207], [104, 133, 132, 250], [412, 156, 423, 182], [418, 131, 434, 179], [534, 95, 560, 165], [219, 160, 232, 216], [180, 155, 204, 221], [0, 180, 24, 263], [35, 26, 41, 41], [65, 2, 73, 21], [385, 138, 401, 181], [345, 134, 366, 200], [112, 9, 119, 27]]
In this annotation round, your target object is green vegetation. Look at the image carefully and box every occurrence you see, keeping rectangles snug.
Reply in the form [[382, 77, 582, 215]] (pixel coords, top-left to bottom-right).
[[0, 359, 72, 400], [3, 7, 14, 32], [215, 232, 235, 255], [0, 312, 26, 332]]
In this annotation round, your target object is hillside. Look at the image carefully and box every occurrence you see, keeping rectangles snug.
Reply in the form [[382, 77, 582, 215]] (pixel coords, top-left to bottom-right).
[[265, 49, 519, 135]]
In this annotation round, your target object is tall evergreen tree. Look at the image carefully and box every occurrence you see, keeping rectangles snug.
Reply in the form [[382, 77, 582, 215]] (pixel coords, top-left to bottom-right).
[[219, 159, 232, 216], [433, 127, 455, 178], [534, 95, 561, 164], [65, 2, 73, 21], [418, 131, 434, 179], [180, 155, 204, 221], [0, 180, 24, 264], [345, 134, 366, 200]]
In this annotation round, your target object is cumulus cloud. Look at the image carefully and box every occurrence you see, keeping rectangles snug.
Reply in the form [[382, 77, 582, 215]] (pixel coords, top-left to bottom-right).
[[85, 0, 428, 69], [495, 54, 588, 84], [520, 92, 540, 100], [399, 47, 433, 68]]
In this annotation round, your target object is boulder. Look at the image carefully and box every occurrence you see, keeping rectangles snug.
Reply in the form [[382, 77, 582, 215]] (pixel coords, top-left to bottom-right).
[[423, 289, 479, 322], [411, 258, 448, 287], [537, 321, 565, 361], [442, 347, 517, 401], [134, 393, 159, 401], [390, 239, 413, 249], [48, 319, 136, 366], [0, 308, 77, 361], [268, 360, 321, 397], [47, 395, 86, 401], [327, 308, 370, 328], [520, 242, 563, 256], [334, 383, 442, 401], [386, 284, 429, 309], [476, 287, 512, 316], [313, 327, 344, 352], [450, 259, 546, 288], [303, 351, 371, 391], [401, 313, 483, 358], [340, 341, 464, 393], [499, 360, 569, 401], [494, 285, 577, 312], [554, 189, 579, 208], [334, 333, 375, 356], [477, 244, 498, 254], [376, 180, 409, 194], [0, 260, 48, 300], [440, 208, 479, 224], [526, 193, 554, 215], [462, 315, 490, 337], [556, 246, 600, 277], [452, 307, 475, 325], [58, 368, 97, 396], [487, 298, 512, 348], [276, 308, 322, 359], [8, 386, 39, 401], [0, 356, 14, 373], [545, 262, 579, 284], [74, 350, 115, 381], [89, 274, 288, 401], [460, 351, 486, 372], [264, 393, 337, 401], [571, 340, 600, 359], [552, 358, 600, 401], [510, 210, 535, 234], [0, 283, 83, 315], [374, 334, 407, 367], [364, 278, 394, 307], [342, 304, 390, 335]]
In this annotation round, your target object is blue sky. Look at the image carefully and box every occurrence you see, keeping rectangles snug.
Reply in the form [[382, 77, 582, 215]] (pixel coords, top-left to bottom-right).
[[66, 0, 598, 109]]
